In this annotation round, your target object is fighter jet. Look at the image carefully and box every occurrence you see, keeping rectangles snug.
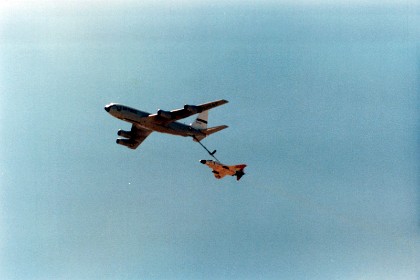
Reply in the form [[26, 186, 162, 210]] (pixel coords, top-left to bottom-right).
[[104, 99, 228, 149], [200, 160, 247, 181]]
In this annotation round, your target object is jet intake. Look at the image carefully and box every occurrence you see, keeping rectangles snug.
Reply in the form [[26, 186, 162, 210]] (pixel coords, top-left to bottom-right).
[[184, 105, 202, 114], [116, 138, 136, 148], [157, 109, 173, 119], [117, 129, 132, 138]]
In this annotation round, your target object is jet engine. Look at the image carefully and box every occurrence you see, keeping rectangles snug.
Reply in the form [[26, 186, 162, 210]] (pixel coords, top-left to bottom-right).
[[157, 109, 173, 119], [117, 129, 131, 138], [116, 138, 136, 148], [184, 105, 202, 114]]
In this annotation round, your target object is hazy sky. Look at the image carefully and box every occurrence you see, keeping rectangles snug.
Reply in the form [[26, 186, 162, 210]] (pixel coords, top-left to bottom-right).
[[1, 1, 419, 279]]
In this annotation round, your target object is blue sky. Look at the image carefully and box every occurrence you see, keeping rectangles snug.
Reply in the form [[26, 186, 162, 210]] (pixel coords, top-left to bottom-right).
[[1, 1, 419, 279]]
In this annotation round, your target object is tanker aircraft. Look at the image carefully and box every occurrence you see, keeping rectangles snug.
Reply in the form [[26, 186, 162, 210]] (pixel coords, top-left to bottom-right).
[[104, 99, 228, 149], [200, 159, 247, 181]]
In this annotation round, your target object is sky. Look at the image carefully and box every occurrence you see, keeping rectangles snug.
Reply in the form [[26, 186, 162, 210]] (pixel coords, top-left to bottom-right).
[[0, 1, 419, 279]]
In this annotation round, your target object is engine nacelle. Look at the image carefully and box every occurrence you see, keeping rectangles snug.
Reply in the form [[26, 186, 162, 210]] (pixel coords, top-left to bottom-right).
[[116, 138, 136, 149], [157, 109, 173, 119], [117, 129, 132, 138], [184, 105, 202, 114]]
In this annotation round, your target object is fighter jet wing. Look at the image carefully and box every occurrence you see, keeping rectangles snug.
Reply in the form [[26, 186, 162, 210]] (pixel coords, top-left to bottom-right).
[[148, 99, 228, 124], [127, 124, 153, 149], [213, 171, 227, 179], [211, 164, 235, 179]]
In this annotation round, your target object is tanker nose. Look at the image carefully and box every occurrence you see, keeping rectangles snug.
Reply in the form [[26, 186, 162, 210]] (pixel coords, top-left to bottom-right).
[[104, 105, 111, 112], [200, 160, 206, 164]]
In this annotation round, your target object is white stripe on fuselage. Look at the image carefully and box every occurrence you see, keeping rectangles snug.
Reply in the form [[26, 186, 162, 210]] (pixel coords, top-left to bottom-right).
[[108, 104, 203, 138]]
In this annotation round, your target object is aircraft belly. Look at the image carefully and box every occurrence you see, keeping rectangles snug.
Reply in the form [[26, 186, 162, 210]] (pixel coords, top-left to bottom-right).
[[118, 111, 204, 138], [141, 122, 191, 137]]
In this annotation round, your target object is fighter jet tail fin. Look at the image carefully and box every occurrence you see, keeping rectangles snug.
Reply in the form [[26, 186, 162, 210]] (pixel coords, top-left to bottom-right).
[[234, 165, 247, 181]]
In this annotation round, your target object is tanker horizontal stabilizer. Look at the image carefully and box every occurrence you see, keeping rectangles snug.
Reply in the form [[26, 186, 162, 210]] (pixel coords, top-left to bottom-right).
[[193, 125, 228, 142]]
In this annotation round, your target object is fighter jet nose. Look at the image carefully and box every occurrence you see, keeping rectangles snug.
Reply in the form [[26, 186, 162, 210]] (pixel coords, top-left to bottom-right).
[[104, 105, 110, 112], [200, 160, 206, 164]]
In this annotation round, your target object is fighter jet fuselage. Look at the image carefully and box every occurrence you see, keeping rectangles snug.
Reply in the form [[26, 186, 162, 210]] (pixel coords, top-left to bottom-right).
[[200, 159, 247, 181]]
